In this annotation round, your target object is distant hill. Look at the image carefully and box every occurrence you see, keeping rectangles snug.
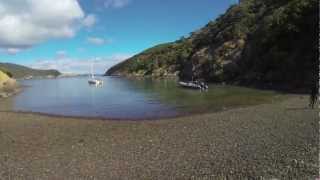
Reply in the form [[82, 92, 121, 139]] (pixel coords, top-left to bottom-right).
[[0, 63, 61, 79], [106, 0, 317, 91]]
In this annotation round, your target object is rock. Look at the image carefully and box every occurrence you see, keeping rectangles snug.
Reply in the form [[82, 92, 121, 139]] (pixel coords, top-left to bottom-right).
[[0, 71, 19, 98], [0, 92, 9, 98]]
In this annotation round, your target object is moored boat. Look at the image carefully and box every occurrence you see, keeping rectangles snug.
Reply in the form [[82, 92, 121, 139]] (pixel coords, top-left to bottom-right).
[[88, 62, 103, 86], [179, 81, 208, 91], [88, 79, 103, 85]]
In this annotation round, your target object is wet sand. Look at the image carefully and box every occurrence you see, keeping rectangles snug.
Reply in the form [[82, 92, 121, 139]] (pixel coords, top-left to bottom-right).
[[0, 95, 318, 179]]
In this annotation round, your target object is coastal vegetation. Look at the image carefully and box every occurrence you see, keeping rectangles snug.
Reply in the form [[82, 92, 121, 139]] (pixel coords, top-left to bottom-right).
[[0, 62, 61, 98], [0, 70, 10, 83], [0, 70, 19, 98], [0, 63, 61, 79], [106, 0, 318, 91]]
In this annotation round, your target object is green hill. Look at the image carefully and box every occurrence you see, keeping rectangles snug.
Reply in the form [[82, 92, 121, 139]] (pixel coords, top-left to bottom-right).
[[0, 63, 61, 79], [106, 0, 318, 91]]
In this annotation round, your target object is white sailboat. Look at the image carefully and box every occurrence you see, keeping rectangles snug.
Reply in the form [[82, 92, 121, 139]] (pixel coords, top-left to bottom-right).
[[88, 62, 103, 85]]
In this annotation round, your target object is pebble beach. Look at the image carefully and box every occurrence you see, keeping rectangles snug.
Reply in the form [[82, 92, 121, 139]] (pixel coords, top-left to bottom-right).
[[0, 95, 318, 179]]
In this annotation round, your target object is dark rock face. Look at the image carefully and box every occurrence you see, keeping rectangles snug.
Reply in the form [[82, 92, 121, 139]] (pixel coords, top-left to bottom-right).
[[106, 0, 318, 91]]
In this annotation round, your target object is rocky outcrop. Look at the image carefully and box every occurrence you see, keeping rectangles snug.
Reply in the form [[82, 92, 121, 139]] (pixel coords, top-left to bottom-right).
[[0, 71, 19, 98]]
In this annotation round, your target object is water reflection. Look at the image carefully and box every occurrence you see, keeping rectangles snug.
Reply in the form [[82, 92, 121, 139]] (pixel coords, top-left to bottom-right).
[[0, 76, 280, 120]]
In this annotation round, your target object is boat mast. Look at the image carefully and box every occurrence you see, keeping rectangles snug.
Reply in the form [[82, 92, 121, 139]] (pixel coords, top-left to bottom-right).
[[91, 63, 95, 79]]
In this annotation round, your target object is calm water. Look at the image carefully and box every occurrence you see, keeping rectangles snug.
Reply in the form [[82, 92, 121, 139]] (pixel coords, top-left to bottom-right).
[[0, 76, 282, 120]]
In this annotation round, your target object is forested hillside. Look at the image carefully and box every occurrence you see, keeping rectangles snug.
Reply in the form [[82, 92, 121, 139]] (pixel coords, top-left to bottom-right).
[[0, 63, 61, 79], [106, 0, 318, 91]]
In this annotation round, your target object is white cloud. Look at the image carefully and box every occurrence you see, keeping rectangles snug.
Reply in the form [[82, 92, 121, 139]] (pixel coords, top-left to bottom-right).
[[30, 53, 133, 74], [87, 37, 109, 45], [103, 0, 130, 8], [82, 14, 97, 28], [0, 0, 93, 53]]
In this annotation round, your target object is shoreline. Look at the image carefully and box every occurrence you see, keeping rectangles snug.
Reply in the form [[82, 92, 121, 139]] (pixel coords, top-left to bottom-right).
[[0, 93, 291, 122], [0, 95, 318, 179], [0, 86, 21, 98]]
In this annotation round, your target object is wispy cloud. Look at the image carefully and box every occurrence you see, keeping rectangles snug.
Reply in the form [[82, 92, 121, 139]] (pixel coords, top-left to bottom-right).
[[87, 37, 110, 45], [82, 14, 97, 28], [29, 54, 132, 74], [55, 50, 67, 59], [1, 48, 23, 55], [103, 0, 131, 9]]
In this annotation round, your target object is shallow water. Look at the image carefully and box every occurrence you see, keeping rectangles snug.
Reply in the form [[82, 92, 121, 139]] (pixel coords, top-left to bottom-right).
[[0, 76, 282, 120]]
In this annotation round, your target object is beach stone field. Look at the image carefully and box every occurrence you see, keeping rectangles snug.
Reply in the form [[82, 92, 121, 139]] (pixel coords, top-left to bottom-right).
[[0, 95, 318, 179]]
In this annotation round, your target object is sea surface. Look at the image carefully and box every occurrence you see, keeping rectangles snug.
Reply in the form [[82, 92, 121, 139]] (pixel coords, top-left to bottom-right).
[[0, 76, 282, 120]]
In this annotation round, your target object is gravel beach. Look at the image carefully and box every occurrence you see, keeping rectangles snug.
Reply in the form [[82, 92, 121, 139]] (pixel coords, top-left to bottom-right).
[[0, 95, 318, 179]]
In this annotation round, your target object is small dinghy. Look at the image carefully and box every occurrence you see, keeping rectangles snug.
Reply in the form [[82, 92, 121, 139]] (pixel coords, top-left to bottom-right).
[[179, 81, 208, 91]]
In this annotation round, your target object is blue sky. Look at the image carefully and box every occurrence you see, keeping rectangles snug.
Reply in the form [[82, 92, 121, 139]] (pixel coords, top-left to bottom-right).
[[0, 0, 236, 73]]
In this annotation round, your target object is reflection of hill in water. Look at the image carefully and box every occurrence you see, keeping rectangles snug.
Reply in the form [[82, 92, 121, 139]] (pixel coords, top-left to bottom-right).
[[124, 78, 285, 114], [0, 77, 286, 119]]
